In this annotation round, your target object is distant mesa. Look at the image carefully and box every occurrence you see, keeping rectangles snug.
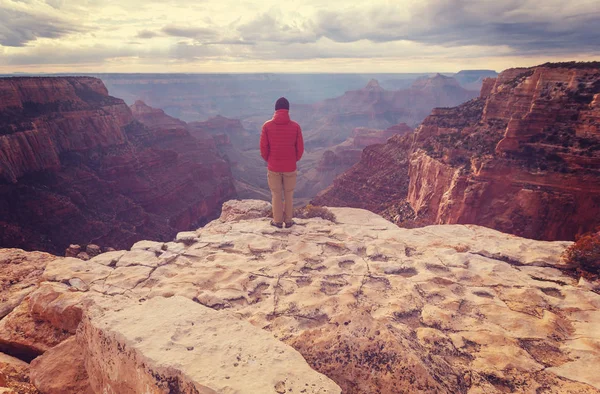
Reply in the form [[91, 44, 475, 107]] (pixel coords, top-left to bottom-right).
[[453, 69, 499, 90], [364, 78, 384, 91]]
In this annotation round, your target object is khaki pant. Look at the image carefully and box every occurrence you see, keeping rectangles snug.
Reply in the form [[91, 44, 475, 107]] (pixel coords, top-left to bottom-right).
[[267, 170, 297, 223]]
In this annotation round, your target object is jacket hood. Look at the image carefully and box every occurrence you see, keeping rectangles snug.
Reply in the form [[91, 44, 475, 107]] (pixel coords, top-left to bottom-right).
[[273, 109, 291, 125]]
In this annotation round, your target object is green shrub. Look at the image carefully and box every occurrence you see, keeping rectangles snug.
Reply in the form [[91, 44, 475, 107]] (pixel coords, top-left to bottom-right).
[[563, 230, 600, 277], [294, 204, 337, 223]]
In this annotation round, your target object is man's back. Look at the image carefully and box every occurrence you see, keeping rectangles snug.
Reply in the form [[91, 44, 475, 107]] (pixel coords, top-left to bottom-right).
[[260, 109, 304, 173]]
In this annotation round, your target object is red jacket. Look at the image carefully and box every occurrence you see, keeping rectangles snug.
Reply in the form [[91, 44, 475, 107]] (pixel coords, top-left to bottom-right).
[[260, 109, 304, 172]]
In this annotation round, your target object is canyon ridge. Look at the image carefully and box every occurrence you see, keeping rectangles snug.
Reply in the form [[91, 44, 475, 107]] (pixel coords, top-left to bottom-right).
[[314, 62, 600, 241]]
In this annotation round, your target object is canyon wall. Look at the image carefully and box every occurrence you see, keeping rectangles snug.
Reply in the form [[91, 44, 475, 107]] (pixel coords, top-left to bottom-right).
[[314, 62, 600, 241], [0, 77, 235, 254], [299, 124, 413, 199]]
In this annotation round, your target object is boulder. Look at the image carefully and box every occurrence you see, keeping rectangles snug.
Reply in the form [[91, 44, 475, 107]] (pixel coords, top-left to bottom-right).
[[30, 337, 92, 394], [85, 245, 101, 258], [65, 245, 81, 258], [219, 199, 272, 222], [79, 296, 341, 394]]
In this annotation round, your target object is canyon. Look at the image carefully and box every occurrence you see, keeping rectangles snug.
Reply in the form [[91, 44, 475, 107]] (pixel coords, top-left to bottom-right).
[[1, 200, 599, 393], [0, 77, 235, 254], [2, 66, 600, 394], [314, 62, 600, 241], [94, 72, 480, 200]]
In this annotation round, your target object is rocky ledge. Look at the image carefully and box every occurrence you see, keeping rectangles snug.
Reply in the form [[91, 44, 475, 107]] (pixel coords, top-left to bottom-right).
[[1, 200, 599, 393]]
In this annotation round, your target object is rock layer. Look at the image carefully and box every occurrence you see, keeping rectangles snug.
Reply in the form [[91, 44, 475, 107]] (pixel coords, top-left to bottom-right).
[[0, 78, 236, 253], [314, 62, 600, 241], [10, 200, 599, 394]]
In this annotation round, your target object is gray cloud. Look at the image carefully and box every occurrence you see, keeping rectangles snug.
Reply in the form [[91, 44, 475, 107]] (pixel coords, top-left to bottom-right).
[[161, 25, 218, 39], [0, 6, 84, 47], [136, 30, 160, 39], [237, 13, 319, 44], [0, 44, 140, 65], [205, 39, 256, 46], [314, 0, 600, 54], [167, 42, 225, 60]]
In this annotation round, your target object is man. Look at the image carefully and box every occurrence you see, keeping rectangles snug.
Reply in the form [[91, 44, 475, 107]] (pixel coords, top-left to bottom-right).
[[260, 97, 304, 228]]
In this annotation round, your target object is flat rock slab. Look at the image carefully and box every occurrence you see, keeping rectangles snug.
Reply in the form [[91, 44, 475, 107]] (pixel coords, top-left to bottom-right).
[[3, 200, 600, 394], [80, 296, 341, 394]]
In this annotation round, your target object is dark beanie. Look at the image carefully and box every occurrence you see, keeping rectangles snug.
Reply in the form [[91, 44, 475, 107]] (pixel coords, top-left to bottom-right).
[[275, 97, 290, 111]]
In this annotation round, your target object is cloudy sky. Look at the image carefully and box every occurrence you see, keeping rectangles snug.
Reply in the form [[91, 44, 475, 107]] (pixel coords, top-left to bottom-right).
[[0, 0, 598, 73]]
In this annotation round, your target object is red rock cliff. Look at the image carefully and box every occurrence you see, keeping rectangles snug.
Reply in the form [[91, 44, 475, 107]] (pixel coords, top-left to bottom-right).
[[314, 62, 600, 241], [0, 77, 236, 253]]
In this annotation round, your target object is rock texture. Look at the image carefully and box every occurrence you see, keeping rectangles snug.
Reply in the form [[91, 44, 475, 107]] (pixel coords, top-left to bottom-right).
[[79, 296, 340, 394], [29, 337, 92, 394], [0, 249, 57, 320], [314, 62, 600, 241], [0, 352, 38, 393], [6, 200, 599, 393], [0, 78, 236, 254]]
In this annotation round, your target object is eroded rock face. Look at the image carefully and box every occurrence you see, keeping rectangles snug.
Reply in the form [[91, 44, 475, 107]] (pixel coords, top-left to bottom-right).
[[14, 200, 599, 393], [312, 133, 414, 215], [0, 249, 58, 320], [298, 124, 413, 198], [0, 78, 236, 254], [79, 296, 340, 394], [314, 62, 600, 241]]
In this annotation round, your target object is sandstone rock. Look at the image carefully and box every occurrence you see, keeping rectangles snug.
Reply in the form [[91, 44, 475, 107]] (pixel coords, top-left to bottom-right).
[[175, 231, 199, 244], [0, 352, 37, 394], [3, 203, 600, 393], [130, 240, 165, 253], [79, 296, 341, 394], [0, 249, 58, 319], [114, 249, 160, 268], [43, 257, 112, 286], [29, 283, 88, 333], [219, 199, 272, 222], [0, 298, 71, 362], [65, 245, 81, 258], [76, 252, 90, 261], [11, 204, 597, 393], [30, 337, 92, 394], [88, 250, 126, 266], [84, 244, 101, 258]]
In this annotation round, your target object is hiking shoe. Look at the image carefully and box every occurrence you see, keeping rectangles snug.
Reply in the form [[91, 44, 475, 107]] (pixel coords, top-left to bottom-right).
[[270, 220, 283, 228], [285, 220, 295, 228]]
